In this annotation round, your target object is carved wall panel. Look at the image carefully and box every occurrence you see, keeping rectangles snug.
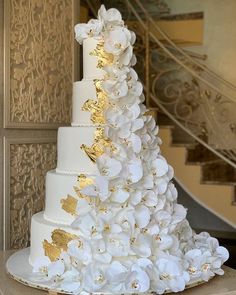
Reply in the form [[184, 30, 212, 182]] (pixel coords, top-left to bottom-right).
[[4, 0, 74, 128], [4, 139, 57, 249]]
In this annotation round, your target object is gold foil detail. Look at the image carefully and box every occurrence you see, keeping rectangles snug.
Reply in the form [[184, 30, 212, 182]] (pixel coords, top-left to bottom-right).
[[61, 194, 78, 215], [82, 79, 109, 124], [43, 240, 61, 262], [43, 229, 79, 261], [80, 127, 115, 163], [89, 42, 114, 68], [77, 174, 94, 189], [51, 229, 78, 251], [82, 99, 106, 124]]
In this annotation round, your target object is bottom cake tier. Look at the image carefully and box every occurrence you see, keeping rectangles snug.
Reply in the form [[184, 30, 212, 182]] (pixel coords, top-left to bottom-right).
[[29, 212, 80, 265]]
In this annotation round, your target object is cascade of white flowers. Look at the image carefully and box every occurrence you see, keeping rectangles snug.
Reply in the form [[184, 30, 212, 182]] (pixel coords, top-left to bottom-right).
[[32, 6, 229, 294]]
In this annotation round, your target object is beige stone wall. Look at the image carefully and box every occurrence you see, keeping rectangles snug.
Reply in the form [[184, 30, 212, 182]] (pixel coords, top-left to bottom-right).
[[165, 0, 236, 86], [0, 0, 79, 250]]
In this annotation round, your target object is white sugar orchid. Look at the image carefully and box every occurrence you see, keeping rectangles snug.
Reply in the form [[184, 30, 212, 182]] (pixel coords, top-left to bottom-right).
[[127, 68, 143, 97], [185, 247, 228, 282], [106, 261, 128, 292], [74, 19, 103, 44], [171, 204, 187, 227], [151, 156, 169, 177], [48, 259, 65, 280], [106, 232, 131, 257], [72, 212, 103, 239], [67, 239, 92, 266], [154, 176, 169, 195], [115, 207, 136, 233], [98, 5, 124, 28], [104, 27, 132, 56], [97, 154, 122, 178], [76, 198, 93, 216], [81, 175, 110, 201], [165, 182, 178, 202], [125, 265, 150, 293], [126, 159, 143, 183], [155, 210, 172, 232], [119, 31, 136, 65], [129, 190, 143, 206], [153, 233, 175, 251], [135, 205, 150, 228], [91, 239, 112, 264], [104, 64, 129, 81], [59, 267, 81, 293], [119, 45, 134, 66], [154, 254, 190, 293], [82, 263, 108, 292], [130, 233, 152, 258], [111, 187, 130, 203], [103, 79, 128, 100], [33, 257, 66, 283], [33, 255, 51, 274], [142, 190, 158, 207]]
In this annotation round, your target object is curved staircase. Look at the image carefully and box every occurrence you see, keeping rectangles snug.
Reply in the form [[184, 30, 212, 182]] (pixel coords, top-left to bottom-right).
[[158, 115, 236, 228]]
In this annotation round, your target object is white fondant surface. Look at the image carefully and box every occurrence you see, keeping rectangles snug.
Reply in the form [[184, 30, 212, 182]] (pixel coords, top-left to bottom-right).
[[83, 38, 105, 80], [30, 212, 81, 265], [72, 80, 97, 126], [56, 126, 98, 175], [44, 170, 78, 225]]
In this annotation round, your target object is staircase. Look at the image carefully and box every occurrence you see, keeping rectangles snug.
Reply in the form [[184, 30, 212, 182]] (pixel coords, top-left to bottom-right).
[[157, 112, 236, 228]]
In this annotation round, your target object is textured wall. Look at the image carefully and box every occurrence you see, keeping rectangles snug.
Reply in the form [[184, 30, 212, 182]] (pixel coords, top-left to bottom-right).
[[1, 0, 77, 250]]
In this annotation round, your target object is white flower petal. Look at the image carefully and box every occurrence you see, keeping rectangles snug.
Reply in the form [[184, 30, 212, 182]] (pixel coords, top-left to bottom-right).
[[135, 205, 150, 228]]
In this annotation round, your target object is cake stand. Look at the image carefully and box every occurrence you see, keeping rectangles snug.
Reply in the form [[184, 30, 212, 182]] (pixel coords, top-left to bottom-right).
[[6, 248, 211, 295]]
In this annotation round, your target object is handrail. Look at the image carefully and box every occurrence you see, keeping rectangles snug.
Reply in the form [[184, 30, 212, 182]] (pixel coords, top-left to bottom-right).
[[150, 92, 236, 169], [125, 0, 236, 105], [133, 0, 236, 94]]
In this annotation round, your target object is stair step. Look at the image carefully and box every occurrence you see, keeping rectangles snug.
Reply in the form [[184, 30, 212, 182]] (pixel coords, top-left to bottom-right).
[[202, 161, 236, 183], [157, 113, 196, 145], [171, 128, 196, 145], [187, 144, 220, 163]]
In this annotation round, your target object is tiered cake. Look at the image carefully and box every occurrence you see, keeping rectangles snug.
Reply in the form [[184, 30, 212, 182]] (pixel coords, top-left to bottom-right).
[[29, 38, 104, 265], [29, 5, 229, 294]]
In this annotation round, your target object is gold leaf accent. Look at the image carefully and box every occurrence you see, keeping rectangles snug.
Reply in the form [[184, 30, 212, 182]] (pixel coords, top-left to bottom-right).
[[82, 79, 109, 124], [77, 174, 94, 189], [51, 229, 78, 251], [80, 127, 115, 163], [80, 143, 104, 163], [89, 42, 114, 68], [61, 194, 78, 215], [82, 99, 106, 124], [43, 240, 61, 262]]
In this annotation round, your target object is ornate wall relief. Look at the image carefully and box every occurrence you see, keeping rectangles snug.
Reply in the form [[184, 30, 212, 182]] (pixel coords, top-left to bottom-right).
[[4, 0, 74, 128], [4, 138, 57, 249]]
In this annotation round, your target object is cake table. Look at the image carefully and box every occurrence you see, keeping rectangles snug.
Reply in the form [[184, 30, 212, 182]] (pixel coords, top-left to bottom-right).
[[1, 251, 236, 295]]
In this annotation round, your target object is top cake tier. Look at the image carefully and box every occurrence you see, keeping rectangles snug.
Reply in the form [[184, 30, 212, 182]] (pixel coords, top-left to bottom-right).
[[82, 38, 105, 80]]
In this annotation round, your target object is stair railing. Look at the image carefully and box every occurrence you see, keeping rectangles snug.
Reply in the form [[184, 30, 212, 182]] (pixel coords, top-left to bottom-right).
[[133, 0, 236, 97]]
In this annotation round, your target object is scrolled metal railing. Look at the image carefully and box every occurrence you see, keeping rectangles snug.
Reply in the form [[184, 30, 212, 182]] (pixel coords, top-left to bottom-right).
[[84, 0, 236, 168]]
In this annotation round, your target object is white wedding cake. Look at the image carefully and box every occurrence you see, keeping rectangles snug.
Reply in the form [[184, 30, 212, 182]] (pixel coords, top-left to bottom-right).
[[29, 5, 229, 294]]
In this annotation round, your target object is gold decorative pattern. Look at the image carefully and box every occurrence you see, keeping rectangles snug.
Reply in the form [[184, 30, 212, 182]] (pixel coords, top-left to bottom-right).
[[89, 42, 114, 69], [82, 79, 109, 124], [77, 174, 94, 189], [5, 0, 73, 126], [80, 127, 114, 163], [43, 229, 79, 261], [8, 141, 56, 249], [61, 194, 78, 215], [43, 240, 61, 262]]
